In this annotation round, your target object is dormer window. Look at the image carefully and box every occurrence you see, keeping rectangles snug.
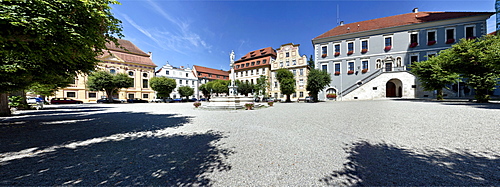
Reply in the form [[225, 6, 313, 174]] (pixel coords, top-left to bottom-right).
[[143, 73, 148, 77]]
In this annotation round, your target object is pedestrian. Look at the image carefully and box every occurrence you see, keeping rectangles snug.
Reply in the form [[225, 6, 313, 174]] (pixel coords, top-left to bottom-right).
[[35, 95, 44, 110]]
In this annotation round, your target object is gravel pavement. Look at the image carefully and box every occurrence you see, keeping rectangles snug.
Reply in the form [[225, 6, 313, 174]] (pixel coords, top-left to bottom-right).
[[0, 100, 499, 186]]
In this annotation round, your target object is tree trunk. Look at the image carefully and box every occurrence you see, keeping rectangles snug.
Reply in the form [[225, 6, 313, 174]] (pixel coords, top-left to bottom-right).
[[0, 93, 11, 116], [436, 89, 444, 100], [286, 94, 291, 102]]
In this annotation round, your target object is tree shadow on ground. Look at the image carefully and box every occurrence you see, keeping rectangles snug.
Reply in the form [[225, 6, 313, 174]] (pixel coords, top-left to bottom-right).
[[392, 99, 500, 110], [0, 108, 189, 153], [0, 131, 232, 186], [321, 141, 500, 186]]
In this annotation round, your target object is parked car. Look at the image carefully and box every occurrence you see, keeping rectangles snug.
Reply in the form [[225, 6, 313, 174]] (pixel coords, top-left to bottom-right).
[[150, 98, 163, 103], [51, 98, 83, 104], [127, 98, 148, 103], [305, 96, 314, 102], [254, 97, 261, 102], [26, 97, 37, 104], [97, 98, 124, 103], [172, 98, 182, 102], [199, 98, 207, 101]]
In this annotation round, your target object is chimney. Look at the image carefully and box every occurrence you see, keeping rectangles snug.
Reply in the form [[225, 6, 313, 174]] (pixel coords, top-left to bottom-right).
[[340, 21, 344, 26], [412, 8, 418, 13], [148, 51, 153, 59]]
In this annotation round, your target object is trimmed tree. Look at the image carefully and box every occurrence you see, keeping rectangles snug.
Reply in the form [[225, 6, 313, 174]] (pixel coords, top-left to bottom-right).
[[306, 69, 332, 102], [150, 77, 177, 98], [411, 53, 459, 100], [276, 68, 296, 102], [87, 71, 133, 101], [236, 80, 254, 96], [0, 0, 123, 116], [255, 75, 269, 98], [178, 86, 194, 100]]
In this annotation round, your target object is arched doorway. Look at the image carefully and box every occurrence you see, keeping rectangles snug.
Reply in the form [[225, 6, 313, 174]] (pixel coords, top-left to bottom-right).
[[386, 79, 403, 97]]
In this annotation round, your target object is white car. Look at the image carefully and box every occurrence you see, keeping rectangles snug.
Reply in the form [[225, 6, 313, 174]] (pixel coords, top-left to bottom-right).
[[26, 98, 37, 104]]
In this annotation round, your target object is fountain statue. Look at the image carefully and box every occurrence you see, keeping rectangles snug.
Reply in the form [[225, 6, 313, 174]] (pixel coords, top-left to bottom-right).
[[202, 50, 254, 109]]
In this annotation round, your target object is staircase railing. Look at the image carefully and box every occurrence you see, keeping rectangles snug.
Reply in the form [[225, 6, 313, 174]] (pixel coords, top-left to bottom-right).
[[341, 68, 384, 97]]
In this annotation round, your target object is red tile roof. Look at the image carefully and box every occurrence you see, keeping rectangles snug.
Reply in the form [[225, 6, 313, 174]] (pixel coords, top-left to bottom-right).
[[314, 12, 494, 40], [101, 39, 156, 67], [193, 65, 229, 76], [236, 47, 276, 62]]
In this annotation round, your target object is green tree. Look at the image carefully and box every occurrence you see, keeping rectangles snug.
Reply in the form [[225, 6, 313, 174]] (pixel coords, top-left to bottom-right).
[[0, 0, 123, 116], [440, 35, 500, 102], [411, 54, 459, 100], [87, 71, 133, 101], [306, 69, 332, 102], [276, 68, 296, 102], [307, 55, 315, 69], [27, 75, 74, 97], [255, 75, 269, 97], [236, 80, 254, 96], [178, 86, 194, 100], [198, 84, 210, 99], [150, 77, 177, 98]]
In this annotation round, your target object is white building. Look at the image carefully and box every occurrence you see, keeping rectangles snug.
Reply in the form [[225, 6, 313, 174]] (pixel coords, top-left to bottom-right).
[[155, 62, 198, 99]]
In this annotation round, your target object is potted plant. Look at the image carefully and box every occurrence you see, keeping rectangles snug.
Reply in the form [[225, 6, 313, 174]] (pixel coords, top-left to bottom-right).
[[361, 48, 368, 53], [467, 36, 477, 40], [361, 69, 368, 73], [193, 102, 201, 108], [409, 42, 418, 48], [267, 101, 274, 106], [321, 53, 327, 58], [427, 40, 436, 46], [347, 70, 354, 74], [347, 50, 353, 55], [446, 38, 455, 44], [245, 103, 254, 110], [384, 46, 392, 51], [334, 52, 340, 56], [334, 71, 341, 75], [326, 93, 337, 99]]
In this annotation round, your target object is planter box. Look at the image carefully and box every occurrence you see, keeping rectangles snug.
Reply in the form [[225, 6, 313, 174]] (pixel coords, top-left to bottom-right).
[[427, 41, 436, 46], [384, 46, 391, 51], [322, 54, 327, 58]]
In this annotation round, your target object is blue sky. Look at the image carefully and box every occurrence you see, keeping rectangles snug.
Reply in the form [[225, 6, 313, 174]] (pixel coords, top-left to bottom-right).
[[112, 0, 496, 71]]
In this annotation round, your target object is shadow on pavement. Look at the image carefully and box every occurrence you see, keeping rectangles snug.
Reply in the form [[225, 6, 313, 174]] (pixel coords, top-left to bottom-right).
[[392, 99, 500, 110], [0, 109, 233, 185], [321, 141, 500, 186]]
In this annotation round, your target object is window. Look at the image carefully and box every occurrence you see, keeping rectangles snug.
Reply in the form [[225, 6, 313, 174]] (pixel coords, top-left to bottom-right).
[[334, 44, 340, 53], [236, 65, 240, 69], [299, 79, 304, 85], [274, 81, 278, 88], [209, 73, 212, 77], [110, 69, 116, 74], [410, 55, 419, 67], [128, 94, 134, 99], [286, 52, 290, 57], [293, 92, 296, 98], [263, 59, 267, 64], [446, 28, 455, 43], [427, 30, 436, 45], [465, 26, 475, 38], [166, 71, 170, 75], [385, 37, 392, 47], [143, 79, 148, 88], [128, 71, 134, 76], [347, 42, 354, 54], [362, 60, 368, 70], [245, 71, 248, 76], [348, 62, 354, 72], [67, 92, 76, 98], [246, 63, 249, 67], [217, 75, 220, 78], [251, 62, 255, 66], [322, 64, 328, 72], [286, 61, 290, 66], [335, 63, 341, 73], [299, 92, 304, 97], [427, 52, 436, 59], [186, 73, 189, 77], [192, 80, 195, 85], [143, 94, 149, 98], [256, 61, 260, 65], [410, 33, 418, 44], [280, 62, 283, 67], [88, 93, 97, 98], [299, 68, 304, 76], [143, 73, 148, 78], [292, 60, 296, 65], [292, 70, 296, 75], [321, 46, 327, 55], [361, 40, 368, 51]]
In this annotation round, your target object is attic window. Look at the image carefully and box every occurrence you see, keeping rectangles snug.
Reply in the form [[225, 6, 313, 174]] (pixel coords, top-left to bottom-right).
[[251, 54, 256, 57]]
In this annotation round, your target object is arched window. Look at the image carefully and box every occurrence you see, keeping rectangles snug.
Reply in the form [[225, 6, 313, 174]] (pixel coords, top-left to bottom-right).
[[128, 71, 134, 76], [110, 69, 116, 74]]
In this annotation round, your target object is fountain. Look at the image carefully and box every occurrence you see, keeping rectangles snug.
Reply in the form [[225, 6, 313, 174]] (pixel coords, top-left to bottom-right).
[[202, 50, 254, 109]]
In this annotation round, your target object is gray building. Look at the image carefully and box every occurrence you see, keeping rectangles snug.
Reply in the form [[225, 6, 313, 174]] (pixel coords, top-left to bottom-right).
[[312, 9, 493, 101]]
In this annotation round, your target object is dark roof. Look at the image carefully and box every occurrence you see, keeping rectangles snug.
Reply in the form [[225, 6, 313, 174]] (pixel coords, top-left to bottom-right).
[[101, 39, 156, 67], [314, 12, 494, 40]]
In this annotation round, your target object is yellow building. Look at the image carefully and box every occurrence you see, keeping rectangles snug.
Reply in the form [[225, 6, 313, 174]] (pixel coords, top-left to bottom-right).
[[54, 39, 157, 103], [270, 43, 309, 100]]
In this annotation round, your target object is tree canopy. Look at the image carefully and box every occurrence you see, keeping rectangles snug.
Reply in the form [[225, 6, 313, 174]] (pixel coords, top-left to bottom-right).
[[254, 75, 269, 97], [199, 80, 230, 98], [276, 68, 296, 102], [87, 71, 133, 101], [0, 0, 123, 115], [178, 86, 194, 99], [236, 80, 254, 96], [150, 77, 177, 98], [410, 54, 459, 100], [306, 69, 331, 102]]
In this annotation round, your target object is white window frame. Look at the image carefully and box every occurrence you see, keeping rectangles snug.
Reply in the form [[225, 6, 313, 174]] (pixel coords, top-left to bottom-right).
[[445, 27, 456, 41], [347, 41, 354, 54], [427, 29, 437, 43], [334, 43, 341, 53], [464, 24, 476, 38], [321, 45, 328, 55], [409, 31, 419, 45], [347, 61, 355, 72], [409, 53, 419, 66], [334, 63, 341, 73], [361, 59, 369, 70], [321, 63, 328, 72], [426, 51, 437, 59], [384, 35, 393, 47], [360, 39, 369, 51]]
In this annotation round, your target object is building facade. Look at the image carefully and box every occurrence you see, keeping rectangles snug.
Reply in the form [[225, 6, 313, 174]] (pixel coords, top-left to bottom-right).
[[192, 65, 229, 99], [270, 43, 309, 100], [155, 62, 198, 99], [54, 39, 157, 102], [234, 47, 276, 97], [312, 9, 493, 101]]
